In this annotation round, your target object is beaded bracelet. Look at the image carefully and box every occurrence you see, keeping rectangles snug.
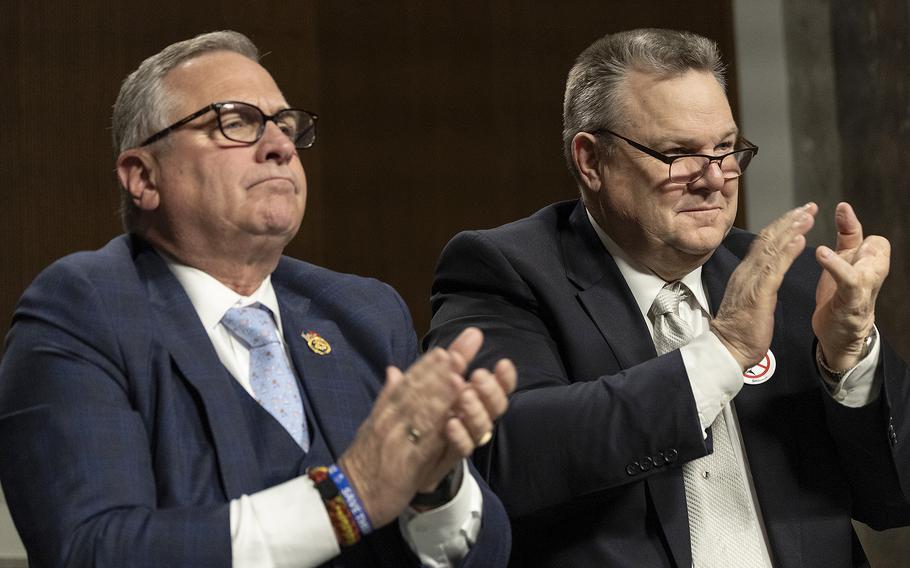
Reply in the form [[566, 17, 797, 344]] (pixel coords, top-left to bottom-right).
[[307, 466, 363, 547], [328, 464, 373, 535]]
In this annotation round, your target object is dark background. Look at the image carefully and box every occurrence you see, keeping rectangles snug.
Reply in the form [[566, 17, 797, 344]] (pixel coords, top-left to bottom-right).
[[0, 1, 739, 337], [2, 1, 908, 563]]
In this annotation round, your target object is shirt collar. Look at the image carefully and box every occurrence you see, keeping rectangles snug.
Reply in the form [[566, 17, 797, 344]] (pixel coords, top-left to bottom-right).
[[161, 253, 282, 332], [585, 208, 710, 318]]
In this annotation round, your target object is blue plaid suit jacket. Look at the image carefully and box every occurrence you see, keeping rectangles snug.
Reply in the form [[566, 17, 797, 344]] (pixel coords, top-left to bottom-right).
[[0, 234, 510, 567]]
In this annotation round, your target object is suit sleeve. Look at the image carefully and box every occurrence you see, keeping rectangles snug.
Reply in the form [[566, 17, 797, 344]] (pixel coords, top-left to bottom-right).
[[821, 335, 910, 529], [384, 281, 512, 567], [425, 231, 708, 520], [0, 262, 231, 567]]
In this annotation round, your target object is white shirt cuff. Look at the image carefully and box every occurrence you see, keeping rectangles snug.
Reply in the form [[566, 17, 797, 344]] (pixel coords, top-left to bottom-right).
[[399, 460, 484, 568], [680, 331, 745, 433], [230, 476, 340, 568], [818, 330, 882, 407]]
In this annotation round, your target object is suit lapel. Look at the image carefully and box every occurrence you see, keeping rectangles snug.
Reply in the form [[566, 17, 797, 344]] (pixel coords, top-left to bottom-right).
[[273, 265, 373, 460], [563, 202, 657, 368], [562, 203, 694, 566], [134, 241, 261, 499]]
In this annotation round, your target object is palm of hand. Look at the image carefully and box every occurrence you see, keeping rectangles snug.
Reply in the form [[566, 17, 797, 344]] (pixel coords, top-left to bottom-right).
[[812, 232, 890, 368]]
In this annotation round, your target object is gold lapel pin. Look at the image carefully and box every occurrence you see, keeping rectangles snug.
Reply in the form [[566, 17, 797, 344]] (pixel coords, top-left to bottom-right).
[[302, 330, 332, 355]]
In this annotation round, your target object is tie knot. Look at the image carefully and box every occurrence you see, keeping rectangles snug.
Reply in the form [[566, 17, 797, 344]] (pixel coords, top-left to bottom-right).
[[651, 282, 686, 317], [221, 304, 280, 348]]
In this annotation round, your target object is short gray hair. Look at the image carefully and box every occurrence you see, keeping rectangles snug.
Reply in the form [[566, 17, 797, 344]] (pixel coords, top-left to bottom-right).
[[562, 28, 727, 187], [112, 30, 259, 230]]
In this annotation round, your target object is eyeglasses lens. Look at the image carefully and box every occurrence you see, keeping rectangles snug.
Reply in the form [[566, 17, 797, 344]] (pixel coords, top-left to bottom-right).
[[669, 150, 754, 184], [217, 103, 316, 149]]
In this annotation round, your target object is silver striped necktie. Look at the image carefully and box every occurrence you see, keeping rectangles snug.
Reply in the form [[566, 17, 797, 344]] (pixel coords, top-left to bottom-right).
[[650, 282, 764, 567]]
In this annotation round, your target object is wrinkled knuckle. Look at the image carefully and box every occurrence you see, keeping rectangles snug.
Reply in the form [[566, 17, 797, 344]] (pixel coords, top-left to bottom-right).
[[429, 347, 449, 362]]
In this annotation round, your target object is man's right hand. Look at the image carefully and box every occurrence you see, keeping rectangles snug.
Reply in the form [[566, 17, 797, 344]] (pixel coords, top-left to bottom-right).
[[337, 327, 515, 528], [711, 203, 818, 370]]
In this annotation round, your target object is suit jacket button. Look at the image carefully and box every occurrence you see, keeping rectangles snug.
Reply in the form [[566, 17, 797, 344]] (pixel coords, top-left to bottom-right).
[[665, 449, 678, 464], [654, 453, 666, 467], [626, 463, 640, 476], [640, 456, 654, 471]]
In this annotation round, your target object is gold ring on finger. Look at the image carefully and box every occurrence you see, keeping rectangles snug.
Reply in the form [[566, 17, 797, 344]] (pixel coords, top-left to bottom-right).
[[406, 426, 422, 444]]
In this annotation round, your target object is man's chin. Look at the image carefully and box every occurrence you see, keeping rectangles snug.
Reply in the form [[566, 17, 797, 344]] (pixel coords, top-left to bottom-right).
[[673, 230, 726, 258]]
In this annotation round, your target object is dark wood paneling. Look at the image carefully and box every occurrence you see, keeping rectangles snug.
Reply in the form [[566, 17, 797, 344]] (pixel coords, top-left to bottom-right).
[[0, 1, 321, 340], [291, 1, 738, 333], [831, 0, 910, 362], [0, 1, 736, 340]]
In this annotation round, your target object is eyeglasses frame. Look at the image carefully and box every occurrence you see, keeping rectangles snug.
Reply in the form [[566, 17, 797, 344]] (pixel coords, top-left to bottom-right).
[[588, 128, 759, 184], [139, 100, 319, 149]]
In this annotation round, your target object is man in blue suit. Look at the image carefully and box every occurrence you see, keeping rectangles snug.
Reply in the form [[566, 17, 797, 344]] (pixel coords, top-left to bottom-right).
[[0, 31, 515, 567], [425, 29, 910, 566]]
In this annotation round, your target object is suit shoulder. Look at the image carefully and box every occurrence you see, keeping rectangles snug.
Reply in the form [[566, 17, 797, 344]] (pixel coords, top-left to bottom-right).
[[444, 200, 575, 261], [20, 235, 136, 304], [473, 200, 574, 241], [274, 256, 405, 309]]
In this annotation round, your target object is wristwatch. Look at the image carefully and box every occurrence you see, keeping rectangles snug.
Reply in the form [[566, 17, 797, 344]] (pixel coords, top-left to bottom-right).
[[816, 327, 878, 380], [411, 464, 464, 509]]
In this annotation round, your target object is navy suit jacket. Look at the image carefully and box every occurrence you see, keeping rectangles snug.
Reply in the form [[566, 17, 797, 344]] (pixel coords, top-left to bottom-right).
[[425, 200, 910, 567], [0, 234, 510, 567]]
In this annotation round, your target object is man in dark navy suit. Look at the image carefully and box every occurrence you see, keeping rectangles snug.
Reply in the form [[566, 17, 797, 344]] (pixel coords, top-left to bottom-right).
[[426, 28, 910, 567], [0, 31, 514, 567]]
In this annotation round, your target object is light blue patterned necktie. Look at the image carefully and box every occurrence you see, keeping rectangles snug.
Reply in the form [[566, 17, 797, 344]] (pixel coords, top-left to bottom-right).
[[221, 303, 308, 452]]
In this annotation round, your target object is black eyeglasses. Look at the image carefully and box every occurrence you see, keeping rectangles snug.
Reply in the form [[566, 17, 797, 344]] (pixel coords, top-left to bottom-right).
[[590, 128, 758, 184], [140, 101, 318, 149]]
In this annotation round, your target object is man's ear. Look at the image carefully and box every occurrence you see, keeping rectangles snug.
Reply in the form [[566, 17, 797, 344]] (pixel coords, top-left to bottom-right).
[[116, 149, 161, 211], [571, 132, 607, 192]]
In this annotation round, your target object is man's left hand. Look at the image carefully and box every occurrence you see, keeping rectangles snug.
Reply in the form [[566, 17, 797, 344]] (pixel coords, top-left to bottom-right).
[[813, 202, 891, 370]]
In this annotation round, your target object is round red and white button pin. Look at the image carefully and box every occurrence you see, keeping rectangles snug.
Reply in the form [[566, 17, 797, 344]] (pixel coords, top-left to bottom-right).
[[743, 350, 776, 385]]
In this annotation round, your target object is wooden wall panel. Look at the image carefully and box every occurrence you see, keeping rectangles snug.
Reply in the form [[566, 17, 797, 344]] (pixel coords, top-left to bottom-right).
[[291, 1, 738, 332], [831, 0, 910, 363], [0, 1, 737, 339], [0, 0, 322, 337]]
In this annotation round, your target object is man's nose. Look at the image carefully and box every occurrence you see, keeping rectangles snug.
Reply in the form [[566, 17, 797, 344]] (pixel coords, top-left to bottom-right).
[[256, 121, 296, 164], [691, 160, 726, 192]]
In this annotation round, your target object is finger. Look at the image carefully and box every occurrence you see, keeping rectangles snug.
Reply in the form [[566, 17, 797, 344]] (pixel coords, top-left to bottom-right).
[[834, 202, 864, 253], [776, 202, 817, 246], [469, 369, 510, 419], [858, 234, 891, 254], [373, 365, 405, 407], [493, 358, 517, 396], [445, 416, 477, 457], [818, 237, 890, 296], [445, 327, 484, 374], [407, 348, 455, 389], [743, 204, 815, 288], [402, 350, 464, 432], [456, 386, 494, 443], [752, 203, 815, 258], [386, 365, 404, 387], [816, 246, 862, 295]]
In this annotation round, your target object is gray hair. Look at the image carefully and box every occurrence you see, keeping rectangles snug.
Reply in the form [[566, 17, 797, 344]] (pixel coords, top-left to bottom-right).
[[112, 30, 259, 230], [562, 28, 727, 187]]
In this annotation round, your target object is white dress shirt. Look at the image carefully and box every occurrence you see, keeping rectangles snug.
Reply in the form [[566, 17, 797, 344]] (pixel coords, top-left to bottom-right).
[[164, 258, 482, 568], [586, 210, 882, 566]]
